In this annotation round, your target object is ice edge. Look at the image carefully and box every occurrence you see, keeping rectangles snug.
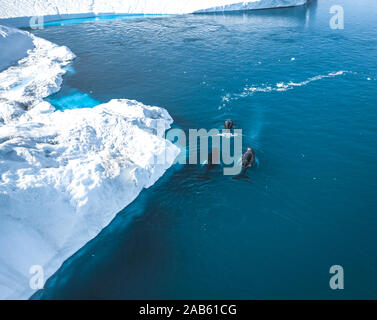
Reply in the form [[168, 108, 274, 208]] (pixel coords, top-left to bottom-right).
[[0, 29, 180, 300]]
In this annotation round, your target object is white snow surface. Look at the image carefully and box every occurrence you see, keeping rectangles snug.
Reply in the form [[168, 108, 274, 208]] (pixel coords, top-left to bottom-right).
[[0, 0, 307, 26], [0, 29, 179, 299]]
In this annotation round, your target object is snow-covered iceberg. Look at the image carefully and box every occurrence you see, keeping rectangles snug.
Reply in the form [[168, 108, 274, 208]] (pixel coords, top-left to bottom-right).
[[0, 32, 75, 125], [0, 28, 179, 300], [0, 99, 179, 300], [0, 0, 307, 27]]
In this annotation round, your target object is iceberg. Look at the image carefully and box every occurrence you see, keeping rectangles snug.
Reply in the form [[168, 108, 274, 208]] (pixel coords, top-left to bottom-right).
[[0, 33, 75, 125], [0, 0, 307, 27], [0, 98, 179, 300], [0, 28, 179, 300]]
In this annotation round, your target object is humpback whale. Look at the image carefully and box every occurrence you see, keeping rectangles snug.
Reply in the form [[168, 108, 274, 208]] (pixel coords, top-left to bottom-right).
[[233, 147, 255, 181], [224, 120, 234, 130], [218, 120, 239, 138], [197, 147, 220, 180]]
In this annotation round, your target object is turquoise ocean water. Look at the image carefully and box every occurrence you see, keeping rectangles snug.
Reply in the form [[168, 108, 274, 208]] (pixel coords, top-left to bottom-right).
[[30, 0, 377, 299]]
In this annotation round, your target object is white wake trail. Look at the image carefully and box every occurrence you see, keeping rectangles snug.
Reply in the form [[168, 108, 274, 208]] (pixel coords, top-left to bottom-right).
[[218, 71, 350, 147], [219, 71, 350, 111]]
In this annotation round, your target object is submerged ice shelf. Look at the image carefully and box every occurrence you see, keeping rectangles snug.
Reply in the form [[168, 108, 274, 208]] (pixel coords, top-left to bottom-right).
[[0, 27, 179, 300]]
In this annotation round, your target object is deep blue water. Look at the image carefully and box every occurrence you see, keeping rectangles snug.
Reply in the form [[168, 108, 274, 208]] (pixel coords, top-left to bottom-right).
[[30, 0, 377, 299]]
